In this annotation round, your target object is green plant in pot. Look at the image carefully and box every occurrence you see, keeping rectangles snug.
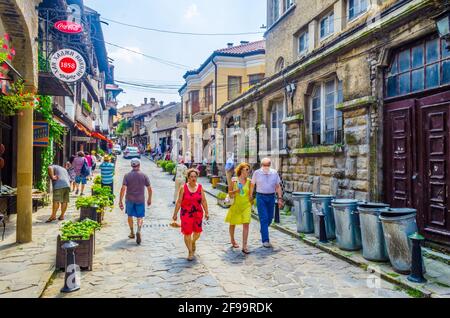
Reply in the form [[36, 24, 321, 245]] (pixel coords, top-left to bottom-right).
[[93, 175, 102, 185], [60, 219, 101, 241], [217, 192, 227, 200], [0, 80, 37, 116]]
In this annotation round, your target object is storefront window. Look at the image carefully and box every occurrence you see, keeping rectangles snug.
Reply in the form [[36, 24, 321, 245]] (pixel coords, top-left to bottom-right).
[[386, 36, 450, 98]]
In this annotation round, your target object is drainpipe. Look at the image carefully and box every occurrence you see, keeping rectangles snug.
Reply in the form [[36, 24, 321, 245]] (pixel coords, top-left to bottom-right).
[[212, 58, 219, 176]]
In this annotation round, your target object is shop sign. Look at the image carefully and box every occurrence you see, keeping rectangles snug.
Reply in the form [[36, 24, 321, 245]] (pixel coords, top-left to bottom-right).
[[72, 136, 91, 142], [50, 49, 86, 83], [54, 21, 83, 34], [33, 121, 49, 147]]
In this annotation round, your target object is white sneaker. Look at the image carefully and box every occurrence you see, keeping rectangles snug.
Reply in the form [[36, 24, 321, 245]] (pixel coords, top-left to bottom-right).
[[263, 242, 272, 248]]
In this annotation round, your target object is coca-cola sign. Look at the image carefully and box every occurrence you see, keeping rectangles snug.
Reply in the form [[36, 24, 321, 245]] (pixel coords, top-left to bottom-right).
[[54, 21, 83, 34]]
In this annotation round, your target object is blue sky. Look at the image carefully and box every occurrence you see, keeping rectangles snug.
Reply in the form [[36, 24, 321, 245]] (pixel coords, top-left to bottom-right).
[[84, 0, 266, 107]]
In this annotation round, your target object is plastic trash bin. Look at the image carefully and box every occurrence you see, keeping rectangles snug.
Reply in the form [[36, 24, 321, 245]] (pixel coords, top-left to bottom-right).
[[292, 192, 314, 234], [332, 199, 361, 251], [312, 195, 335, 240], [379, 208, 423, 274], [357, 202, 390, 261]]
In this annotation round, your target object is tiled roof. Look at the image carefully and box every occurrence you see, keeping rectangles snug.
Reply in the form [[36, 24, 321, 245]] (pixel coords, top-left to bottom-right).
[[180, 40, 266, 85], [215, 40, 265, 55]]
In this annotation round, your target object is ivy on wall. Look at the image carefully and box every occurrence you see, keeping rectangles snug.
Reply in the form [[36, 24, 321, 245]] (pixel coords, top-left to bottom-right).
[[35, 95, 66, 192]]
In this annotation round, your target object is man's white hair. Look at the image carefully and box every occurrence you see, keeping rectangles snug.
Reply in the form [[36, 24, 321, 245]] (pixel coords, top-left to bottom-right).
[[261, 158, 271, 165]]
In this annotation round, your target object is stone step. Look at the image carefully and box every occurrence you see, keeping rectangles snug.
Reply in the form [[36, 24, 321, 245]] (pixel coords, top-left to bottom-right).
[[423, 248, 450, 265]]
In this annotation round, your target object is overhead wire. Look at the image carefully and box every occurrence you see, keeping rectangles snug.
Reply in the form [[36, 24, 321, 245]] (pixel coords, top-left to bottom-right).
[[101, 17, 265, 36]]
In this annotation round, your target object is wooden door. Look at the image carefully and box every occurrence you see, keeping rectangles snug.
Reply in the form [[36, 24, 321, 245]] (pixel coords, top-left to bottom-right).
[[385, 93, 450, 244], [384, 100, 416, 209], [418, 100, 450, 243]]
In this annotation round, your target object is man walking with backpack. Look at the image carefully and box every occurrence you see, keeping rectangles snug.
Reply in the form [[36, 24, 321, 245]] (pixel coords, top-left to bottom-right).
[[119, 159, 152, 245], [72, 151, 89, 196]]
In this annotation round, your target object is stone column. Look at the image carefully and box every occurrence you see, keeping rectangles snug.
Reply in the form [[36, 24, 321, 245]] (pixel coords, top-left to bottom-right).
[[16, 106, 33, 243]]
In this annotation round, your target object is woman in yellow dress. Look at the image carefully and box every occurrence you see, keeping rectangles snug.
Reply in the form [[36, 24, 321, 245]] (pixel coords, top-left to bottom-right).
[[225, 162, 253, 254]]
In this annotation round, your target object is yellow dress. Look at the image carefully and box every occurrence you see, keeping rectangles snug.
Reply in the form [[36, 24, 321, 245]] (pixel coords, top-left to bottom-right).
[[225, 179, 252, 225]]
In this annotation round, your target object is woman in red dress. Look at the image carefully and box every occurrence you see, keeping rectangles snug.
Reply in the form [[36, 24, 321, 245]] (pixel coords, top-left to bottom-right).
[[173, 168, 209, 261]]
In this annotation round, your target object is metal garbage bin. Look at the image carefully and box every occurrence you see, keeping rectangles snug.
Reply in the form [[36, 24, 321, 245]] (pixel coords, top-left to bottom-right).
[[292, 192, 314, 234], [357, 202, 390, 261], [312, 195, 335, 240], [332, 199, 361, 251], [379, 208, 422, 274]]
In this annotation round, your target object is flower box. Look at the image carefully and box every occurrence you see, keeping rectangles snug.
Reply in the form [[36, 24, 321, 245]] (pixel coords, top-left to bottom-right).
[[80, 206, 103, 224], [55, 234, 95, 271]]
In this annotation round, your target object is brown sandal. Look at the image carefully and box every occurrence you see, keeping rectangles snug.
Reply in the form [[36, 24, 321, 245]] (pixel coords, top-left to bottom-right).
[[242, 248, 250, 255], [46, 217, 57, 223]]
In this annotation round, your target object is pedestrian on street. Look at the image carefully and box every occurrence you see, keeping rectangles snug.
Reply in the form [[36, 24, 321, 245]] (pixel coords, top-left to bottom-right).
[[249, 158, 284, 248], [84, 151, 93, 180], [100, 155, 115, 193], [46, 164, 71, 223], [119, 158, 152, 245], [172, 168, 209, 261], [91, 150, 97, 172], [173, 156, 188, 204], [225, 162, 253, 254], [225, 152, 235, 186], [72, 151, 89, 196], [65, 161, 76, 192]]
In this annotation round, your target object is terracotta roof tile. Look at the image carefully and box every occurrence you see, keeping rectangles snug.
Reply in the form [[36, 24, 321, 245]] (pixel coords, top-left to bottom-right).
[[215, 40, 265, 55]]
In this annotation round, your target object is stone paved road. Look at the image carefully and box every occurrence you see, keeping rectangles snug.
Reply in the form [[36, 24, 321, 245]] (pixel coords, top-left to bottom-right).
[[42, 157, 409, 298]]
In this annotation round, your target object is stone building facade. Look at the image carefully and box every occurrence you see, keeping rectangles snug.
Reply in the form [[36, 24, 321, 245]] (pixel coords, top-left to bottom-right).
[[219, 0, 450, 246]]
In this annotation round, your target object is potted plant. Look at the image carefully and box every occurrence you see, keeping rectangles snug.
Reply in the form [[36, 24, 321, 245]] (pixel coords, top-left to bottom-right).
[[76, 193, 114, 224], [217, 191, 232, 209], [76, 196, 100, 223], [55, 219, 101, 271], [165, 162, 175, 174], [93, 175, 102, 185]]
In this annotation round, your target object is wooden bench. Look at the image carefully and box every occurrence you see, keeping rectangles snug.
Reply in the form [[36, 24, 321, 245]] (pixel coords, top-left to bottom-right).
[[32, 191, 48, 213]]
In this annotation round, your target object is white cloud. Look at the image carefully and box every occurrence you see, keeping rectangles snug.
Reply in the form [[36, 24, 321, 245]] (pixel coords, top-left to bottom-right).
[[109, 47, 143, 64], [184, 4, 200, 20]]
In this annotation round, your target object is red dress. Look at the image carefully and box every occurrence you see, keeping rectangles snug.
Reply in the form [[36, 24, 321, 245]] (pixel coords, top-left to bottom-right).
[[180, 183, 204, 235]]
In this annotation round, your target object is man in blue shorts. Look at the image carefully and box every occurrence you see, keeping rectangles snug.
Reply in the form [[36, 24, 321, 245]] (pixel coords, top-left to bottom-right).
[[119, 159, 152, 245]]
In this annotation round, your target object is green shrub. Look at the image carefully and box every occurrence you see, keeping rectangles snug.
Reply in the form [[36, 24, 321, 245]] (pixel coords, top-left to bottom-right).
[[61, 219, 101, 241], [217, 192, 227, 200], [165, 162, 175, 173], [156, 160, 164, 167], [160, 161, 168, 170], [92, 184, 115, 203], [94, 175, 102, 184]]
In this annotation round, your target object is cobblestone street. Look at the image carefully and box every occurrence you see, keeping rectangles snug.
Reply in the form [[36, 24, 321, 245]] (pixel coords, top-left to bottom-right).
[[42, 157, 409, 298]]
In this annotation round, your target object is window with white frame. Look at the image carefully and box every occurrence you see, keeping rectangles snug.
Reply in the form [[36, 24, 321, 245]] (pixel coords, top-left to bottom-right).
[[284, 0, 294, 11], [320, 12, 334, 39], [310, 79, 343, 146], [298, 31, 309, 55], [272, 0, 280, 22], [270, 101, 286, 151], [348, 0, 368, 21]]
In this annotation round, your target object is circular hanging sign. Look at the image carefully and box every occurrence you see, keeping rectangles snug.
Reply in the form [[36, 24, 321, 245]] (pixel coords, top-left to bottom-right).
[[50, 49, 86, 83], [54, 21, 83, 34]]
